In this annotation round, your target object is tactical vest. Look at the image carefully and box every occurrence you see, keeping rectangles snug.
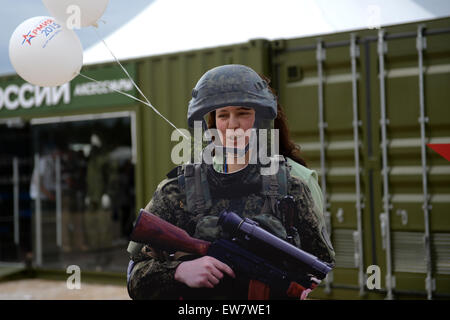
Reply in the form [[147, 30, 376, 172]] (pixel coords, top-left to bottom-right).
[[176, 155, 290, 216]]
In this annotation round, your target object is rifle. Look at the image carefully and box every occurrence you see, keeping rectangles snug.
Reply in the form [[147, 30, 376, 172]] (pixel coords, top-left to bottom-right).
[[129, 209, 333, 299]]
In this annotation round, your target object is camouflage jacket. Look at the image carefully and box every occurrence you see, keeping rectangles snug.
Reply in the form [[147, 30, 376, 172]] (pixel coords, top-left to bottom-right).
[[127, 163, 335, 300]]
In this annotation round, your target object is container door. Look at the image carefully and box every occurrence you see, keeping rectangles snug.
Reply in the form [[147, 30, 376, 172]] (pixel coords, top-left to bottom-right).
[[272, 18, 450, 299], [272, 35, 368, 298], [373, 25, 450, 299]]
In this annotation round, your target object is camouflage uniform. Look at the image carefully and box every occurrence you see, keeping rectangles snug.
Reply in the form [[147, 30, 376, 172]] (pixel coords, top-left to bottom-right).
[[127, 162, 335, 300]]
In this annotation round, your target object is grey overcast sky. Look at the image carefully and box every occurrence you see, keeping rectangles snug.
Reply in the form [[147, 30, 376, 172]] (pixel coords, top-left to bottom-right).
[[0, 0, 155, 76]]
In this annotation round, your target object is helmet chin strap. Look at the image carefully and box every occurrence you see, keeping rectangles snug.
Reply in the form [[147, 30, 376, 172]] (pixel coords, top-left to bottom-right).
[[202, 116, 274, 171], [215, 126, 260, 171], [222, 142, 251, 159]]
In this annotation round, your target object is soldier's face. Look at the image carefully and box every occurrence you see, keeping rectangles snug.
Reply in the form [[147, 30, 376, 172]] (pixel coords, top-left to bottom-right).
[[215, 106, 255, 148]]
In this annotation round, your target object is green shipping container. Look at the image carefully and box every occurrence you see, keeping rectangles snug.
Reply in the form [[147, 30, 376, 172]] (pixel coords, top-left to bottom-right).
[[271, 17, 450, 299]]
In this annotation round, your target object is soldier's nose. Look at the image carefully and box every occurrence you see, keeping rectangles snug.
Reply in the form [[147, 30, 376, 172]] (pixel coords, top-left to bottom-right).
[[227, 115, 240, 129]]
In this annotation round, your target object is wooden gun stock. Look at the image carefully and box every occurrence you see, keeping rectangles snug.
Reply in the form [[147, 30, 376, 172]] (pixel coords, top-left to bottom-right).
[[130, 209, 211, 256], [248, 280, 271, 300]]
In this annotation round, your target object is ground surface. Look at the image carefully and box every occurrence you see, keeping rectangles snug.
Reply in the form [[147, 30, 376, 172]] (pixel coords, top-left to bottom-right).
[[0, 279, 130, 300]]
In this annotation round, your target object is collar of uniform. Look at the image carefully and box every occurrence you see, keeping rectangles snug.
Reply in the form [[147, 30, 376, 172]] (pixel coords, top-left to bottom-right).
[[212, 155, 251, 175], [206, 161, 262, 199]]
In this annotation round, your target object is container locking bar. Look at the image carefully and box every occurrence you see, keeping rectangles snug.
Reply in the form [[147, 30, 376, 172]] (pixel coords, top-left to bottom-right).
[[316, 39, 333, 294], [378, 29, 394, 300], [350, 33, 366, 297], [417, 24, 434, 300]]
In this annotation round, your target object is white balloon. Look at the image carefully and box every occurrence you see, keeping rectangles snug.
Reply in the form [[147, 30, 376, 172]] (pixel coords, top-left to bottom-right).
[[42, 0, 110, 28], [9, 16, 83, 87]]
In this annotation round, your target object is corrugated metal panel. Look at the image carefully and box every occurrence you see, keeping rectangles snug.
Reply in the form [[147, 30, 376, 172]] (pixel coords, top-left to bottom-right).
[[333, 229, 358, 269], [393, 232, 450, 275], [433, 233, 450, 275], [393, 232, 427, 273]]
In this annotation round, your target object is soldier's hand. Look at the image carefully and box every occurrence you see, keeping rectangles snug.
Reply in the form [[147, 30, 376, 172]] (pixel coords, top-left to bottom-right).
[[174, 256, 235, 288]]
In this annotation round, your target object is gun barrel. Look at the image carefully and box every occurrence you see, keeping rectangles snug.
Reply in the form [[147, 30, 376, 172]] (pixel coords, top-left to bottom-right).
[[130, 209, 211, 255], [219, 211, 332, 278]]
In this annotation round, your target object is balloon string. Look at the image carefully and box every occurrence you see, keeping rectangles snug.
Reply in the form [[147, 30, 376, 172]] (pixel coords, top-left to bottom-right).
[[90, 28, 189, 140], [93, 28, 151, 105], [77, 72, 189, 140]]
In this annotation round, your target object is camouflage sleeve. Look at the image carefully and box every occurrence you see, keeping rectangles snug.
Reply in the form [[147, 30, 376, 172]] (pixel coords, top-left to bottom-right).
[[289, 176, 336, 266], [128, 178, 191, 300], [128, 246, 186, 300]]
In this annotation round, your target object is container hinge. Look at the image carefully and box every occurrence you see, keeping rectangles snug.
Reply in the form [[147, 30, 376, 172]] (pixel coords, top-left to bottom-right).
[[324, 271, 333, 294], [377, 29, 387, 55], [423, 234, 430, 248], [379, 118, 390, 126], [350, 34, 360, 59], [336, 208, 344, 224], [418, 116, 429, 124], [385, 274, 396, 291], [425, 275, 436, 293], [380, 213, 388, 250], [353, 230, 360, 268], [353, 119, 363, 128], [324, 210, 332, 234], [416, 24, 427, 52], [316, 40, 326, 62]]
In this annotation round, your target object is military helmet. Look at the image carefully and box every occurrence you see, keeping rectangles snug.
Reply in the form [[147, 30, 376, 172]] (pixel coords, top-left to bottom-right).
[[187, 64, 277, 128]]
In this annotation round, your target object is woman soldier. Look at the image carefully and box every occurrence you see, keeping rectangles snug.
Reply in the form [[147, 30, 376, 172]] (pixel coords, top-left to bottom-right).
[[127, 64, 335, 300], [206, 75, 327, 241]]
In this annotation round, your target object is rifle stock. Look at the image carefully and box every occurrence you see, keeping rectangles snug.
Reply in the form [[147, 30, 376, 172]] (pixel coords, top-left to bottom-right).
[[130, 209, 211, 255]]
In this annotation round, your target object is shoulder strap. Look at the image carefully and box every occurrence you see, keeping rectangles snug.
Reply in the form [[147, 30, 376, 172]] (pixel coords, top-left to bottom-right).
[[261, 155, 289, 214], [180, 163, 212, 214]]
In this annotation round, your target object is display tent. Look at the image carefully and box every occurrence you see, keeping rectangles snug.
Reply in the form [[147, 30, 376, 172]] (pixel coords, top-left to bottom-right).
[[83, 0, 450, 65]]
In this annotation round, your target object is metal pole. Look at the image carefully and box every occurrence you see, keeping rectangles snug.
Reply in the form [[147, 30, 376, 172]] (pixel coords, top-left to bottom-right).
[[350, 34, 366, 296], [378, 29, 394, 300], [13, 157, 20, 245], [34, 153, 42, 267], [316, 39, 332, 293], [55, 155, 62, 248], [417, 24, 435, 300]]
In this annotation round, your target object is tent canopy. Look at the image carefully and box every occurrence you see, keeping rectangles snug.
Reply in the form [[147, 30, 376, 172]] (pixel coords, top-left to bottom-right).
[[83, 0, 450, 65]]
